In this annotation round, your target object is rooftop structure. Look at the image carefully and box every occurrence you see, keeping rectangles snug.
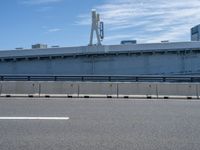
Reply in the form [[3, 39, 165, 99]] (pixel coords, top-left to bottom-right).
[[32, 44, 48, 49], [191, 25, 200, 41], [121, 40, 137, 45], [0, 41, 200, 59]]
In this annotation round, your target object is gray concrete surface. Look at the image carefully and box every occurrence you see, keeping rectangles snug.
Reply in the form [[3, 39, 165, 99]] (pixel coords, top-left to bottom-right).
[[1, 42, 200, 75], [1, 81, 199, 99], [0, 98, 200, 150]]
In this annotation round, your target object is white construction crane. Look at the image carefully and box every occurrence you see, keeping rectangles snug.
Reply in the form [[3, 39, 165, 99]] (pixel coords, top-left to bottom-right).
[[89, 9, 104, 46]]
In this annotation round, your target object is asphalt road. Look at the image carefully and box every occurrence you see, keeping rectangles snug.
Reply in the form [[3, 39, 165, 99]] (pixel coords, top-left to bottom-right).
[[0, 98, 200, 150]]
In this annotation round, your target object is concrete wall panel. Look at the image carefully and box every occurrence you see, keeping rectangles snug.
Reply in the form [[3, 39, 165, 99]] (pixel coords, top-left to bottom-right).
[[118, 82, 158, 98], [1, 52, 200, 75], [0, 81, 199, 99], [39, 82, 78, 97], [78, 82, 118, 97], [157, 83, 198, 98], [0, 81, 39, 97]]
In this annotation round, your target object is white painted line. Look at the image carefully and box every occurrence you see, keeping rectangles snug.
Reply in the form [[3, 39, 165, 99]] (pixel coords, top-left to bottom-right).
[[0, 117, 69, 120]]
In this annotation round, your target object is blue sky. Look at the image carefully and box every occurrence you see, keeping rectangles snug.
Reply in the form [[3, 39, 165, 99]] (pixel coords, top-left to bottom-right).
[[0, 0, 200, 50]]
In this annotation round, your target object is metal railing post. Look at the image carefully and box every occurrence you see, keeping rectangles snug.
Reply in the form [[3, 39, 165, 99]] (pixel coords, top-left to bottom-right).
[[38, 83, 41, 97]]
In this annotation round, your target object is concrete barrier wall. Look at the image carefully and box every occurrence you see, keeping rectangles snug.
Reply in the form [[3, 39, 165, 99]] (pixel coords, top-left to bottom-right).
[[78, 82, 118, 97], [157, 83, 198, 98], [0, 81, 39, 97], [118, 82, 158, 98], [39, 82, 79, 97], [0, 81, 199, 99]]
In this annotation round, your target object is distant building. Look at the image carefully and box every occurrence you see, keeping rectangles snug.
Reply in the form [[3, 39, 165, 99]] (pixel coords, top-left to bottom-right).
[[161, 40, 169, 43], [32, 44, 48, 49], [51, 45, 60, 48], [191, 25, 200, 41], [121, 40, 137, 45], [15, 47, 24, 50]]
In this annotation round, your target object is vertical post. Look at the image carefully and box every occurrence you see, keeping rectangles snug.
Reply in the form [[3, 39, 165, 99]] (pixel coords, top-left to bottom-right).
[[78, 84, 80, 98], [39, 83, 41, 97], [0, 83, 2, 97], [117, 83, 119, 98], [196, 84, 199, 99], [156, 84, 159, 99], [27, 76, 31, 81], [163, 77, 166, 82], [191, 77, 194, 82]]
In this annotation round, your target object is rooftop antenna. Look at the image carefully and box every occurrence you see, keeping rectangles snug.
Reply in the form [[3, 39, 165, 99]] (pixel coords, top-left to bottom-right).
[[89, 9, 104, 46]]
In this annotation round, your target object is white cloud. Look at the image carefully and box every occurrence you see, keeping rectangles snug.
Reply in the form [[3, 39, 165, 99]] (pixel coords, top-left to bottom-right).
[[22, 0, 63, 5], [48, 28, 62, 32], [77, 0, 200, 43]]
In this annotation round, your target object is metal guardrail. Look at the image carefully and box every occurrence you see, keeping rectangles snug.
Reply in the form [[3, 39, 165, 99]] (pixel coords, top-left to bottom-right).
[[0, 75, 200, 82]]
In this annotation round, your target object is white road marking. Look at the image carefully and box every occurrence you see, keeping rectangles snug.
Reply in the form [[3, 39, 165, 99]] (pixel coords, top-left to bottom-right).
[[0, 117, 69, 120]]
